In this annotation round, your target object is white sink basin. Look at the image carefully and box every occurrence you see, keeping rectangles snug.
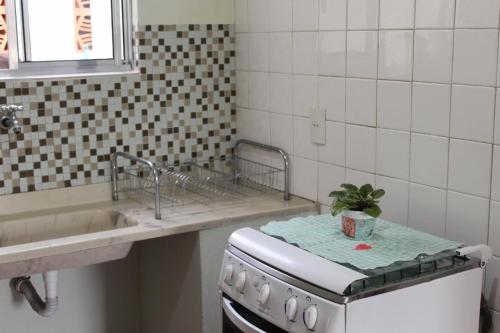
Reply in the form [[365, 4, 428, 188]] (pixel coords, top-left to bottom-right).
[[0, 204, 138, 279]]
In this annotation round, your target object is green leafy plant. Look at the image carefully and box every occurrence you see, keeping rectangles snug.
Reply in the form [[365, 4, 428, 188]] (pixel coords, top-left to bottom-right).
[[329, 183, 385, 218]]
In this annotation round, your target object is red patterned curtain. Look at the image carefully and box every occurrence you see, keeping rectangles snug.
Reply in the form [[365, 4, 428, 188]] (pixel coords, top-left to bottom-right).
[[0, 0, 8, 53], [74, 0, 92, 52]]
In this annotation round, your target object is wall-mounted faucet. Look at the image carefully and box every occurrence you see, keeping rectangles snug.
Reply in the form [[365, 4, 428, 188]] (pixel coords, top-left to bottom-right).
[[0, 105, 22, 134]]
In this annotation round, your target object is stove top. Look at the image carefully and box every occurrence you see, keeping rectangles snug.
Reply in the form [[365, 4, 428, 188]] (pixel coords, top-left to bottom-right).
[[228, 228, 479, 302]]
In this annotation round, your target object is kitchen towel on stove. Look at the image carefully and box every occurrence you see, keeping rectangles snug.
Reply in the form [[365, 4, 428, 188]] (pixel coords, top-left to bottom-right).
[[260, 214, 462, 270]]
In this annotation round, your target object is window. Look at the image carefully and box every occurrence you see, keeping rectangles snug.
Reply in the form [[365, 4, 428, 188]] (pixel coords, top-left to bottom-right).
[[0, 0, 135, 77]]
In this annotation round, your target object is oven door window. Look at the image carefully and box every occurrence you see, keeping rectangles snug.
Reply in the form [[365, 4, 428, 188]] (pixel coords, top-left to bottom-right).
[[223, 296, 287, 333]]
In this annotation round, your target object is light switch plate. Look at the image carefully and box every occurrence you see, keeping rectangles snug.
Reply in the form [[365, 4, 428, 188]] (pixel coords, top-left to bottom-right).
[[311, 108, 326, 145]]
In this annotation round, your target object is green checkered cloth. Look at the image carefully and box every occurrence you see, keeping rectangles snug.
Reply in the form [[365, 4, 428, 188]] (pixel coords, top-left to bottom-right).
[[260, 214, 461, 270]]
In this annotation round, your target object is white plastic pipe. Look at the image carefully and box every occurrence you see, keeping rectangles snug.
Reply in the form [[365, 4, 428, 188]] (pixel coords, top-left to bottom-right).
[[43, 271, 58, 300]]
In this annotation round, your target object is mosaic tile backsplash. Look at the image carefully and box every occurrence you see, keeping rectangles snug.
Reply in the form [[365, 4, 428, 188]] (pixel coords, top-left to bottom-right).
[[0, 24, 236, 195]]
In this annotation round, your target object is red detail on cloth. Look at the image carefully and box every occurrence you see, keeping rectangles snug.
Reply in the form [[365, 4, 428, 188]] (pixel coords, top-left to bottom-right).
[[354, 243, 373, 251]]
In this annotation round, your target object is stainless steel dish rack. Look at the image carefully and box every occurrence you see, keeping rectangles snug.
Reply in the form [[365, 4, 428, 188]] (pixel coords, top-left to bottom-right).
[[111, 139, 290, 219]]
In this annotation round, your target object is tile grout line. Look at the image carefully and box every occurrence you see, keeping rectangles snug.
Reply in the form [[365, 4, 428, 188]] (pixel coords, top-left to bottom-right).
[[406, 0, 418, 227], [344, 0, 349, 187], [442, 0, 458, 239], [374, 0, 381, 190], [485, 14, 500, 246]]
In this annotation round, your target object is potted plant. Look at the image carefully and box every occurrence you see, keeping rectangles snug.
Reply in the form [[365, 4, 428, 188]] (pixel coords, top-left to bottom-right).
[[329, 183, 385, 240]]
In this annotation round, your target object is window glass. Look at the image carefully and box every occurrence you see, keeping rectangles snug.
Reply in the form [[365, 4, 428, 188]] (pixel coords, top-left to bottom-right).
[[25, 0, 114, 62]]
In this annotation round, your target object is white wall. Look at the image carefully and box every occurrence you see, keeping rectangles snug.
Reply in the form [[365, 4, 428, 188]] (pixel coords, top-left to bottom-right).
[[234, 0, 500, 318], [137, 0, 234, 24], [0, 249, 140, 333]]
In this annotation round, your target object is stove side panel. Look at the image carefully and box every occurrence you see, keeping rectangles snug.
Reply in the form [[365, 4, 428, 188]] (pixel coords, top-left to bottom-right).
[[346, 268, 482, 333]]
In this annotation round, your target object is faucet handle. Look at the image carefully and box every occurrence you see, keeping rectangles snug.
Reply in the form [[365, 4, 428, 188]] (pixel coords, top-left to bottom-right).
[[9, 105, 23, 113]]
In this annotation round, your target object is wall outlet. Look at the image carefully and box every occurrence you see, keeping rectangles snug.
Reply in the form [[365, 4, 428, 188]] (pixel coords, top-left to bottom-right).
[[310, 108, 326, 145]]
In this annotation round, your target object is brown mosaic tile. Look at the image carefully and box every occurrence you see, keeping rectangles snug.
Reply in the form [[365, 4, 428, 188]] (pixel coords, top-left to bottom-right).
[[0, 24, 236, 195]]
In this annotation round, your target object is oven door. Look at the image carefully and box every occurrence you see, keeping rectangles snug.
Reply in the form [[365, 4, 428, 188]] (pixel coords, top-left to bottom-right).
[[222, 296, 288, 333]]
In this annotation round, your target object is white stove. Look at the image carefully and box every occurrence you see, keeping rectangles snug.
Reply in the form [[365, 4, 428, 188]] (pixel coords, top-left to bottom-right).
[[219, 228, 489, 333]]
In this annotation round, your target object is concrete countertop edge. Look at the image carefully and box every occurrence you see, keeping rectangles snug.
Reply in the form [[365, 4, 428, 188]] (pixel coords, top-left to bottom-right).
[[0, 196, 318, 265]]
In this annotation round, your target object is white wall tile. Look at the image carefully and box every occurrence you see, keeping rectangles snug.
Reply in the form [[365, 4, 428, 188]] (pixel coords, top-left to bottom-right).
[[346, 168, 376, 186], [346, 31, 378, 79], [248, 33, 269, 71], [453, 29, 499, 86], [248, 72, 269, 111], [451, 85, 495, 143], [291, 156, 318, 200], [378, 30, 414, 81], [448, 139, 492, 197], [237, 108, 271, 143], [493, 310, 500, 333], [320, 205, 330, 214], [492, 146, 500, 201], [376, 175, 409, 225], [293, 32, 318, 75], [293, 0, 319, 31], [376, 129, 410, 179], [248, 0, 268, 32], [269, 0, 293, 32], [455, 0, 500, 28], [379, 0, 415, 29], [293, 116, 318, 160], [235, 0, 248, 32], [489, 201, 500, 257], [409, 183, 447, 236], [292, 75, 318, 117], [412, 82, 451, 137], [415, 0, 455, 29], [236, 71, 249, 108], [377, 80, 411, 131], [495, 89, 500, 145], [347, 0, 379, 30], [269, 73, 293, 114], [269, 33, 292, 73], [318, 121, 346, 166], [319, 0, 347, 30], [318, 162, 345, 205], [318, 31, 346, 76], [233, 0, 500, 272], [270, 113, 293, 154], [446, 191, 489, 245], [498, 40, 500, 88], [485, 256, 500, 311], [410, 133, 449, 188], [235, 33, 249, 70], [413, 30, 454, 84], [319, 77, 346, 122], [346, 78, 376, 126], [346, 124, 376, 172]]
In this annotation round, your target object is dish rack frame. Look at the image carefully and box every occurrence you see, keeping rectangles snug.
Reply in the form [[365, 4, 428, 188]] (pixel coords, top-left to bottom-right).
[[111, 139, 290, 220]]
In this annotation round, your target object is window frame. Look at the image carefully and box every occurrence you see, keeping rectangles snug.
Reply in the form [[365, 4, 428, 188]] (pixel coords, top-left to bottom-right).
[[1, 0, 136, 79]]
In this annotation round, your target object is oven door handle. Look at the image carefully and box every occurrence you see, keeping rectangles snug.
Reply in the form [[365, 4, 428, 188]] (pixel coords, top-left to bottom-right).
[[222, 298, 266, 333]]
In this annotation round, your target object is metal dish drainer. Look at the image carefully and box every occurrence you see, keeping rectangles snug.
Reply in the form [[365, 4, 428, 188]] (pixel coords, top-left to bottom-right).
[[111, 139, 290, 220]]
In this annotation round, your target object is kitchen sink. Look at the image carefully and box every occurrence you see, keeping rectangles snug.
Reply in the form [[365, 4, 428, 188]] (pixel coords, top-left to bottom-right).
[[0, 208, 136, 247], [0, 204, 138, 279]]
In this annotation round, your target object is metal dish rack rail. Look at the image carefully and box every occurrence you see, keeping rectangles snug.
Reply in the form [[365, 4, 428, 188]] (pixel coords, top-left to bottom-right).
[[111, 139, 290, 220]]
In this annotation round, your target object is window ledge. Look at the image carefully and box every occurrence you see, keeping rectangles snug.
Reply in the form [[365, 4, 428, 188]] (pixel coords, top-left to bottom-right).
[[0, 69, 141, 81]]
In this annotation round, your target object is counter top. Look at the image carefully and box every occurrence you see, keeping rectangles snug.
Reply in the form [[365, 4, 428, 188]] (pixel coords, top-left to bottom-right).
[[0, 192, 317, 266]]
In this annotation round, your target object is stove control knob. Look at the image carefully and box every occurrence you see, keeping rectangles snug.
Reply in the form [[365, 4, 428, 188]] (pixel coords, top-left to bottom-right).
[[235, 271, 247, 292], [257, 283, 270, 306], [223, 264, 234, 284], [285, 297, 298, 321], [304, 305, 318, 330]]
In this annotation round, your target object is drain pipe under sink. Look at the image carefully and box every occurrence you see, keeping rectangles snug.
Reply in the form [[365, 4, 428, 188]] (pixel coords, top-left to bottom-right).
[[11, 271, 59, 317]]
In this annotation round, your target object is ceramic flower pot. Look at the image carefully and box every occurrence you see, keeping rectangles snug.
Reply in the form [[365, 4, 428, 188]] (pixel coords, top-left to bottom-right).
[[341, 210, 376, 241]]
